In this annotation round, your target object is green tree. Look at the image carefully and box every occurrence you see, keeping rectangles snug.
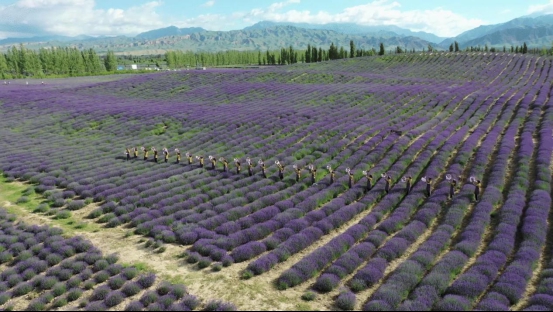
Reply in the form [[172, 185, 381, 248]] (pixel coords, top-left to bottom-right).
[[427, 44, 433, 52], [522, 42, 528, 54], [454, 41, 460, 52], [378, 43, 385, 56], [349, 40, 355, 58], [104, 50, 118, 71]]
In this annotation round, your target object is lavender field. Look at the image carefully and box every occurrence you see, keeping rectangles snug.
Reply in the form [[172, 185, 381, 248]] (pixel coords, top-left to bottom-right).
[[0, 52, 552, 311]]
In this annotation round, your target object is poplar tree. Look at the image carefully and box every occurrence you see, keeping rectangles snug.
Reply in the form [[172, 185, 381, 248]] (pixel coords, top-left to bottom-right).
[[379, 43, 385, 56]]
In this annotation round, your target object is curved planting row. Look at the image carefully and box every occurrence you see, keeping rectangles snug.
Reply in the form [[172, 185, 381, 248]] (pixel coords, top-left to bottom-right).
[[0, 53, 551, 311], [0, 208, 235, 311]]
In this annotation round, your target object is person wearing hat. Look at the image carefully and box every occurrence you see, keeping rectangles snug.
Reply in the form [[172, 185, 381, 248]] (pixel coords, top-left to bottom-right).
[[309, 166, 317, 185], [247, 159, 255, 177], [134, 147, 139, 159], [199, 156, 204, 168], [473, 179, 481, 201], [347, 169, 354, 189], [221, 158, 229, 172], [153, 148, 159, 163], [385, 175, 392, 194], [425, 177, 433, 197], [259, 160, 267, 178], [294, 165, 302, 182], [277, 162, 285, 180], [449, 179, 457, 199], [210, 156, 217, 170], [163, 148, 169, 163], [186, 153, 193, 165], [143, 147, 149, 161], [365, 173, 373, 192], [125, 148, 131, 161], [406, 176, 412, 194], [235, 159, 241, 174], [175, 149, 181, 164]]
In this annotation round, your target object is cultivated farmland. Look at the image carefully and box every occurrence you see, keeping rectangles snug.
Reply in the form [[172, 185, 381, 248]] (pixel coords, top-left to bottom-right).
[[0, 52, 552, 311]]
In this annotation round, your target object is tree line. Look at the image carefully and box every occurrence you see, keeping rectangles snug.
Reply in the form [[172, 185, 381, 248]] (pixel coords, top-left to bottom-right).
[[1, 41, 552, 79]]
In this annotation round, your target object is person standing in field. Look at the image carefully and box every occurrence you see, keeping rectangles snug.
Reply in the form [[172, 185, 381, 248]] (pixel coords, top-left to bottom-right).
[[209, 156, 217, 170], [134, 147, 139, 159], [385, 175, 392, 194], [163, 148, 169, 163], [143, 147, 149, 161], [198, 155, 204, 168], [473, 179, 481, 201], [247, 158, 255, 177], [405, 176, 412, 194], [364, 171, 373, 192], [175, 149, 181, 164], [449, 179, 457, 199], [259, 159, 267, 178], [276, 161, 285, 180], [309, 165, 317, 185], [327, 165, 335, 184], [425, 177, 432, 197], [293, 165, 302, 182], [152, 147, 159, 163], [125, 148, 131, 161], [235, 158, 241, 174], [347, 168, 354, 188], [220, 157, 229, 172]]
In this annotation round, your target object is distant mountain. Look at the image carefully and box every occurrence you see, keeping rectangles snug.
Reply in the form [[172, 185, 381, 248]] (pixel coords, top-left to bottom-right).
[[136, 26, 206, 39], [462, 25, 553, 48], [441, 14, 553, 47], [0, 25, 434, 54], [245, 21, 446, 43], [0, 34, 94, 46]]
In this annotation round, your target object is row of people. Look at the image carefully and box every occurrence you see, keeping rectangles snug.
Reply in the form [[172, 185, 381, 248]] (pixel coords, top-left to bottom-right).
[[124, 147, 482, 201]]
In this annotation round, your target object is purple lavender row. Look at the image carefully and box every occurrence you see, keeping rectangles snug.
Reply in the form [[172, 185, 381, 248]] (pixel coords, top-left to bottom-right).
[[437, 60, 553, 310], [314, 77, 502, 296], [395, 58, 544, 310], [520, 93, 553, 311], [270, 84, 488, 287], [388, 88, 531, 309]]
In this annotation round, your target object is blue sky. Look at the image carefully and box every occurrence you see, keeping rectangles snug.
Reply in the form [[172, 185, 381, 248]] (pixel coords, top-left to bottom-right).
[[0, 0, 551, 39]]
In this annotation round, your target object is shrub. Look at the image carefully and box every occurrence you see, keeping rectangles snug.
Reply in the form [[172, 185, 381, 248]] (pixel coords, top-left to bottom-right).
[[94, 271, 110, 283], [27, 298, 47, 311], [198, 257, 213, 269], [204, 300, 237, 311], [16, 196, 30, 204], [301, 291, 316, 301], [140, 291, 159, 307], [335, 292, 356, 310], [52, 297, 68, 308], [67, 288, 83, 302], [212, 262, 223, 272], [12, 282, 33, 297], [52, 282, 67, 297], [90, 286, 110, 301], [0, 292, 11, 305], [108, 276, 126, 290], [181, 295, 200, 310], [314, 274, 340, 292], [54, 210, 71, 219], [122, 282, 142, 297], [156, 282, 172, 296], [125, 301, 145, 311], [121, 267, 138, 280], [104, 290, 125, 307], [137, 273, 156, 289]]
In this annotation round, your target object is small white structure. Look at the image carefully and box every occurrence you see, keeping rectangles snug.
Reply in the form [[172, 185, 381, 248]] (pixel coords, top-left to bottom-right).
[[131, 64, 138, 70]]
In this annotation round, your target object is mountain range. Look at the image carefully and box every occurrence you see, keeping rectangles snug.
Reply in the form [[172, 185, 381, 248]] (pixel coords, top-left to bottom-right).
[[0, 14, 552, 54]]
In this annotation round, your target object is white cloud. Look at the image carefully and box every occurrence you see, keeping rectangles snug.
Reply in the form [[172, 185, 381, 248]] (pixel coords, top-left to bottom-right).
[[202, 1, 215, 8], [0, 0, 166, 38], [237, 0, 485, 37], [528, 0, 553, 15]]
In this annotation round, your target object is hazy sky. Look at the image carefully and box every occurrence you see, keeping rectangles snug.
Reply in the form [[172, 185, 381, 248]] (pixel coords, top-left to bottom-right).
[[0, 0, 551, 39]]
